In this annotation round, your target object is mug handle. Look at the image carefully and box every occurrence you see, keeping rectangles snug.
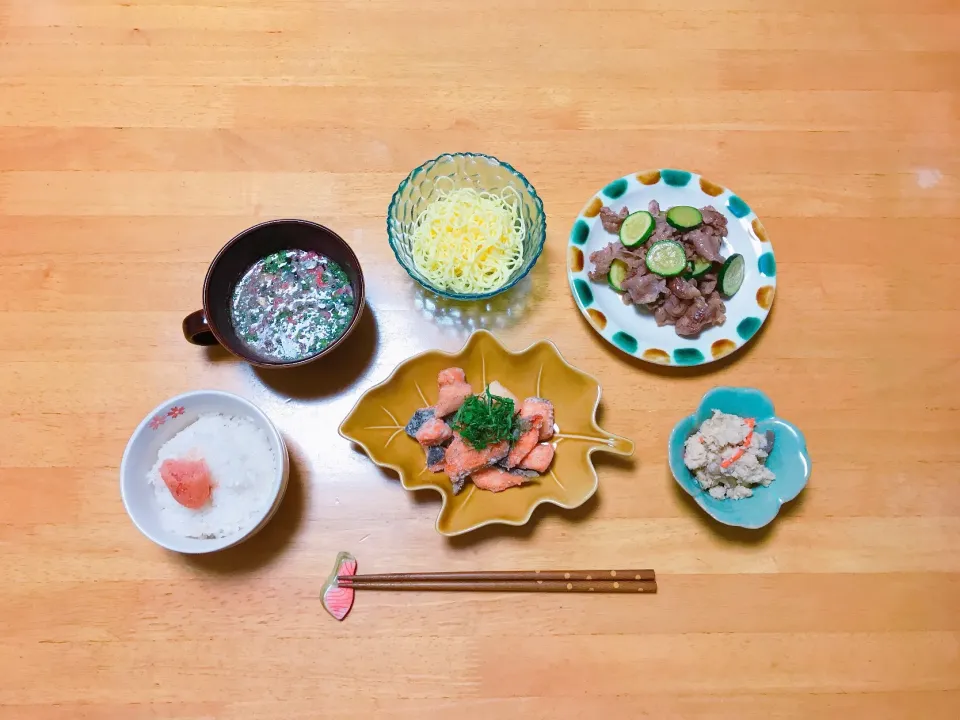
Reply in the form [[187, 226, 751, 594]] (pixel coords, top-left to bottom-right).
[[182, 310, 219, 346]]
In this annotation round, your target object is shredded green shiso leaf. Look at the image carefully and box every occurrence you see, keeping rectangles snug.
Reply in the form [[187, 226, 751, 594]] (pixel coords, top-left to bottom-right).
[[261, 250, 291, 275], [451, 387, 521, 450]]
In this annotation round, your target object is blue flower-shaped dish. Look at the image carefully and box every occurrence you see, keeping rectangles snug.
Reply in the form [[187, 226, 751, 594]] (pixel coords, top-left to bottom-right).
[[387, 152, 546, 301], [669, 387, 811, 529]]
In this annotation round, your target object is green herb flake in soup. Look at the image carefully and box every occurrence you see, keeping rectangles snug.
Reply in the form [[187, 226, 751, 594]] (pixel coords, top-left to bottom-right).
[[230, 249, 355, 362]]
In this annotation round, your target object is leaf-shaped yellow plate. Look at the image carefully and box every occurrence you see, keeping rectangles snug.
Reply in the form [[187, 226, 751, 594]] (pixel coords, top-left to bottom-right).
[[339, 330, 634, 536]]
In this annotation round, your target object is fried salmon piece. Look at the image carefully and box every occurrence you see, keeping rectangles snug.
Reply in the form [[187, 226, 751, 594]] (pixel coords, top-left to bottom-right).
[[505, 419, 542, 469], [519, 443, 555, 473], [414, 417, 452, 447], [471, 466, 526, 493], [443, 436, 509, 486], [435, 382, 473, 417], [438, 367, 467, 387], [433, 367, 474, 417], [519, 397, 555, 441]]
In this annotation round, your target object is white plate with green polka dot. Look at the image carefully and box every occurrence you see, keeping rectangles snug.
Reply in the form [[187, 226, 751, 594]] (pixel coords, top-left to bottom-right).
[[567, 169, 777, 366]]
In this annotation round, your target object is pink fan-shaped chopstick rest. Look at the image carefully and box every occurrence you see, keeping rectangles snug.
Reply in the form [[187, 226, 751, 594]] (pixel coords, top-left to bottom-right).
[[321, 551, 357, 621]]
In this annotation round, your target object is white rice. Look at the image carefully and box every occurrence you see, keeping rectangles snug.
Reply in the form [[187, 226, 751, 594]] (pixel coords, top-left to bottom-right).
[[683, 410, 775, 500], [147, 413, 278, 538]]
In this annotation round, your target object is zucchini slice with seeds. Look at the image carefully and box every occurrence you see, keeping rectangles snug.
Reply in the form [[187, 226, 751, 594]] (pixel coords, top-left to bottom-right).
[[618, 210, 655, 249], [644, 241, 687, 278], [608, 259, 629, 292], [718, 253, 745, 296]]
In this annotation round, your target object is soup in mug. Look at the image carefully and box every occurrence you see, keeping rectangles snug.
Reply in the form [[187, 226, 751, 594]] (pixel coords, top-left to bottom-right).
[[230, 249, 355, 362]]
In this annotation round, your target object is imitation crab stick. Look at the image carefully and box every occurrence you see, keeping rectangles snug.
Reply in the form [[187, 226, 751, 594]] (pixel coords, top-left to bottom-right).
[[720, 418, 757, 469]]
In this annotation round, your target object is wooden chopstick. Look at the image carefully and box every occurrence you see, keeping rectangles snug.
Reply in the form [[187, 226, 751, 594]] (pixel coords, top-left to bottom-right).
[[337, 578, 656, 593], [338, 569, 655, 583], [335, 570, 657, 594]]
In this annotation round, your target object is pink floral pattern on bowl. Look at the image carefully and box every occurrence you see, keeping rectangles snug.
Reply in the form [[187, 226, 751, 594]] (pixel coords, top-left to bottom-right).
[[149, 405, 186, 430]]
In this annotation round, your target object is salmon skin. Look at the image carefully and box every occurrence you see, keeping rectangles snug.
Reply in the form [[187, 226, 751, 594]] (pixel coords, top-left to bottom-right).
[[426, 445, 446, 472], [405, 408, 436, 438], [508, 467, 539, 478], [451, 474, 468, 495]]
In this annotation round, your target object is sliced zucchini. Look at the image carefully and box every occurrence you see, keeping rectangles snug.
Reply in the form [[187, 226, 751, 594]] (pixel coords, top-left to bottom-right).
[[619, 210, 655, 248], [665, 205, 703, 230], [718, 253, 745, 297], [684, 258, 713, 279], [644, 240, 687, 278], [607, 259, 629, 293]]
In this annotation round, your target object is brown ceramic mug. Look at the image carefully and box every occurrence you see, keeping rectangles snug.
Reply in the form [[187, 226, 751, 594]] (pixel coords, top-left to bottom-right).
[[183, 219, 365, 368]]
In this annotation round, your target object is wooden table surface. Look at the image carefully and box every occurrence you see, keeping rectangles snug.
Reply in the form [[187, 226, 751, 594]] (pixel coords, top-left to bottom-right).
[[2, 1, 959, 718]]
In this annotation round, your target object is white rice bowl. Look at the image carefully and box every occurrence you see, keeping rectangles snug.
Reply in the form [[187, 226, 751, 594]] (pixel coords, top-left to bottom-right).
[[121, 390, 289, 554]]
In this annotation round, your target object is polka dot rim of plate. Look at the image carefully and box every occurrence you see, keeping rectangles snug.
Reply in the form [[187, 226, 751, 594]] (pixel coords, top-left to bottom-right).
[[566, 169, 776, 367]]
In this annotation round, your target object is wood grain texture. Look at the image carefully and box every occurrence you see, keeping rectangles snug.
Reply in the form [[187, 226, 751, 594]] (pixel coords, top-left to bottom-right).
[[1, 0, 958, 718]]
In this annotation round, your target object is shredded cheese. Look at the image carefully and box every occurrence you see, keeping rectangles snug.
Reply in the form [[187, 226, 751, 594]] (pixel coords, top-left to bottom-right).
[[410, 184, 525, 295]]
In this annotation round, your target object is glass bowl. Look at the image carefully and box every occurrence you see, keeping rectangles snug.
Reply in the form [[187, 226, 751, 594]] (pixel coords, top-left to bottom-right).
[[387, 152, 547, 300]]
